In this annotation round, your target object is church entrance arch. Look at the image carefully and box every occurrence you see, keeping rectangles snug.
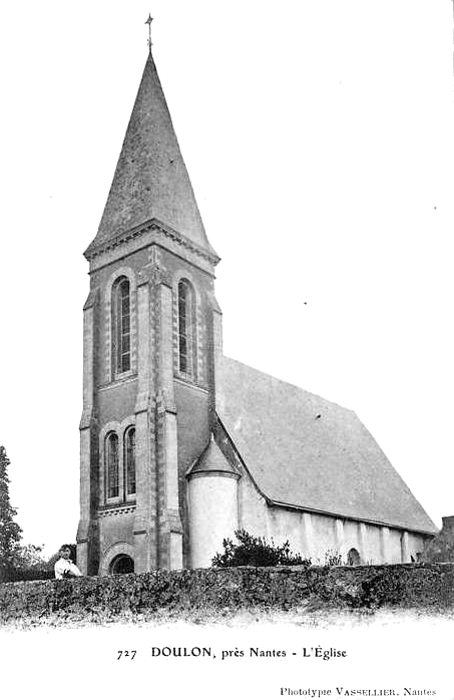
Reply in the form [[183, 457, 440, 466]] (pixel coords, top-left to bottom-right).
[[100, 542, 135, 576], [109, 554, 134, 574]]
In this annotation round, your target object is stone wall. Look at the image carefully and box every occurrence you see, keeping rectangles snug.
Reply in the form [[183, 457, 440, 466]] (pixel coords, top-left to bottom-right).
[[1, 563, 453, 622]]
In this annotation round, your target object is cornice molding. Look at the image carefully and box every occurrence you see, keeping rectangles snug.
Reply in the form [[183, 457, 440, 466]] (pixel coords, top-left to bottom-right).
[[98, 505, 136, 518], [84, 218, 220, 269]]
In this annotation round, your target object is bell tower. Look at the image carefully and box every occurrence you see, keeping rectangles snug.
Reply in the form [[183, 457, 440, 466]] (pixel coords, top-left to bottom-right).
[[76, 34, 221, 575]]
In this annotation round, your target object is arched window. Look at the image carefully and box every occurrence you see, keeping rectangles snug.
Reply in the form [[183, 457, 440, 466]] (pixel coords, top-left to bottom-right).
[[112, 277, 131, 376], [106, 433, 119, 499], [124, 427, 136, 497], [178, 279, 194, 375], [347, 548, 361, 566]]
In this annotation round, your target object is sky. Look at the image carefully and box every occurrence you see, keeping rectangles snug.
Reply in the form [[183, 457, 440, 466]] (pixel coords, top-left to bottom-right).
[[0, 0, 453, 557]]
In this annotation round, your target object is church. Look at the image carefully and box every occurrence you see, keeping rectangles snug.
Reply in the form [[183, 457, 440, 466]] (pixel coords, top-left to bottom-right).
[[76, 39, 437, 576]]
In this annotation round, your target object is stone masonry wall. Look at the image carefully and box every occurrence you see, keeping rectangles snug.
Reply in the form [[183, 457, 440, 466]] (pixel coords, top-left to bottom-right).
[[1, 563, 453, 622]]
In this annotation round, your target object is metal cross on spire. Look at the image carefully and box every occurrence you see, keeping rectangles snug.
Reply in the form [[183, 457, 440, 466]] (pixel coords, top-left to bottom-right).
[[145, 14, 153, 52]]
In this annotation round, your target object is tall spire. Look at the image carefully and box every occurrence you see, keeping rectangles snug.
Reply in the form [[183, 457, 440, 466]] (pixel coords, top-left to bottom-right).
[[86, 35, 214, 257]]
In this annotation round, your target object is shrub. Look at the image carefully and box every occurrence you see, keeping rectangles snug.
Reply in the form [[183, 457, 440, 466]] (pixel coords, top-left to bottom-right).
[[2, 567, 54, 582], [323, 550, 345, 566], [212, 529, 311, 568]]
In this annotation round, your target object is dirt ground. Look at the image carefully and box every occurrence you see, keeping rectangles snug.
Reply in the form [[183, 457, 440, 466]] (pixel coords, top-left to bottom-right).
[[2, 600, 453, 631]]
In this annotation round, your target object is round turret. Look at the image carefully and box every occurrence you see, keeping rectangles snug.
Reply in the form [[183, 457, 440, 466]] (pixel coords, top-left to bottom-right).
[[186, 437, 240, 568]]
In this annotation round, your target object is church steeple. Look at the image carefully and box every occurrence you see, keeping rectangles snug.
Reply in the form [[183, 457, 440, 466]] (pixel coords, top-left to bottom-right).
[[78, 27, 223, 577], [85, 45, 216, 258]]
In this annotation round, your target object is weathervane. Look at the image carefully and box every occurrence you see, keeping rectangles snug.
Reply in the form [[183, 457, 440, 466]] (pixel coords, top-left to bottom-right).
[[145, 14, 153, 51]]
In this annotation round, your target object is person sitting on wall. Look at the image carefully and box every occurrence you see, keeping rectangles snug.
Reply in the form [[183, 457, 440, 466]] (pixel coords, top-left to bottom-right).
[[54, 544, 82, 579]]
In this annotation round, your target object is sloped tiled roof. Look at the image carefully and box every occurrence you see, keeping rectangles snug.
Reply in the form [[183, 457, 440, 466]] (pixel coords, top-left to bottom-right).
[[216, 356, 437, 534], [86, 51, 215, 256]]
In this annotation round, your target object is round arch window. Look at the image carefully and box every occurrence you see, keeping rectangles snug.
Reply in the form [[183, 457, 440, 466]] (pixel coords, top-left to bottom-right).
[[109, 554, 134, 574], [347, 548, 361, 566]]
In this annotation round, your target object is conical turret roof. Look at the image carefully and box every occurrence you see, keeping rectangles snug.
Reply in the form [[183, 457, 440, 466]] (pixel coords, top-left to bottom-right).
[[86, 50, 214, 256], [187, 436, 240, 478]]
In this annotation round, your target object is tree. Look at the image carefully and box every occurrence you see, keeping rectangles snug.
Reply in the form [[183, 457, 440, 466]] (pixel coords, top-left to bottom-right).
[[12, 543, 47, 570], [0, 446, 23, 569]]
